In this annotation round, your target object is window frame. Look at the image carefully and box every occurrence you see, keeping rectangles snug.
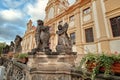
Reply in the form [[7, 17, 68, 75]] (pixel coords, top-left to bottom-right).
[[69, 15, 74, 22], [70, 32, 76, 45], [83, 7, 91, 15], [85, 27, 94, 43], [110, 16, 120, 37]]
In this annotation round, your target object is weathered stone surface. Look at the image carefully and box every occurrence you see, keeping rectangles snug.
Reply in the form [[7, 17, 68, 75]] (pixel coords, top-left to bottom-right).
[[0, 58, 27, 80], [1, 57, 120, 80], [9, 41, 14, 52], [14, 35, 22, 53], [27, 52, 77, 80], [35, 20, 51, 53], [31, 74, 70, 80], [27, 52, 77, 68], [56, 23, 72, 54], [28, 20, 52, 55]]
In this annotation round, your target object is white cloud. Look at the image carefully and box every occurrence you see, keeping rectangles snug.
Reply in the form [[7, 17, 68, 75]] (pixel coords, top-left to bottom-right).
[[2, 0, 27, 8], [26, 0, 48, 22], [0, 9, 23, 21]]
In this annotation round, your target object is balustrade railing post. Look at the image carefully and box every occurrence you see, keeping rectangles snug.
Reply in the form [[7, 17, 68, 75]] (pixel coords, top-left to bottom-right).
[[0, 66, 5, 80]]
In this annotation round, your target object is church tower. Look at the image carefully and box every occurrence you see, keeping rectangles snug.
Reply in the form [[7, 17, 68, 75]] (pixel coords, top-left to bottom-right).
[[27, 19, 32, 31], [45, 0, 69, 21]]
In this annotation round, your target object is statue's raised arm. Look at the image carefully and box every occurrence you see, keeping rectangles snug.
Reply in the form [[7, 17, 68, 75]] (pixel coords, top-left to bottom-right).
[[63, 22, 68, 33]]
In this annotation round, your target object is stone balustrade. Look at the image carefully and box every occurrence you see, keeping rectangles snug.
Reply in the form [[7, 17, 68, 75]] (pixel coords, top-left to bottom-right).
[[0, 57, 27, 80], [0, 55, 120, 80], [0, 53, 82, 80]]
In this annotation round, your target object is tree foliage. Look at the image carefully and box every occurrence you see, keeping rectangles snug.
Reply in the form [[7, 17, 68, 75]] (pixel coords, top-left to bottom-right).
[[0, 42, 6, 55]]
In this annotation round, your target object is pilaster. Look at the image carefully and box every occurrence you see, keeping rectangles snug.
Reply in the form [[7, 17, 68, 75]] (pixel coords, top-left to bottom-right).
[[92, 0, 110, 53], [74, 8, 84, 54]]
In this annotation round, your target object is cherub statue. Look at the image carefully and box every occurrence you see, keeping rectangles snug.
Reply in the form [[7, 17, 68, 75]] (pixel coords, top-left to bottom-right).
[[35, 20, 51, 52], [56, 23, 72, 54]]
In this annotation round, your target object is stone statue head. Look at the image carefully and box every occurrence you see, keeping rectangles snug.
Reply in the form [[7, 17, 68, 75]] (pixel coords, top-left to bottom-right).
[[10, 41, 14, 46], [14, 35, 22, 46], [58, 24, 62, 30], [37, 20, 44, 26]]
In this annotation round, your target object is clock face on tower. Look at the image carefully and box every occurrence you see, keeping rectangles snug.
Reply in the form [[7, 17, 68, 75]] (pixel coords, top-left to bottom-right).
[[48, 7, 54, 19]]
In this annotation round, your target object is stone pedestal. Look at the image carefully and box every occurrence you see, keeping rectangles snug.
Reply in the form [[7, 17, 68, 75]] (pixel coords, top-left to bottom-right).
[[27, 52, 77, 80]]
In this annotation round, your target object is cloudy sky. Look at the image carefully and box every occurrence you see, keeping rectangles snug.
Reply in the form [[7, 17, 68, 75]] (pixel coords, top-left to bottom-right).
[[0, 0, 75, 44]]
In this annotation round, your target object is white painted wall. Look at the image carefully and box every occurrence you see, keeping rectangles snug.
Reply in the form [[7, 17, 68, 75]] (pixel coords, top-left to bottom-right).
[[83, 14, 91, 22], [110, 40, 120, 53], [84, 44, 97, 53], [69, 21, 74, 28]]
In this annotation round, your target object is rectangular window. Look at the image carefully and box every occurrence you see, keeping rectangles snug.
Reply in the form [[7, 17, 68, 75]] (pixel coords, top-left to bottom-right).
[[110, 16, 120, 37], [69, 15, 75, 27], [83, 7, 91, 15], [85, 28, 94, 43], [69, 15, 74, 22], [70, 32, 76, 45]]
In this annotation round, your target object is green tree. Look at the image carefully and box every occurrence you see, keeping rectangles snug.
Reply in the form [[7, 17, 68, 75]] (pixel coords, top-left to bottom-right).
[[0, 42, 6, 56]]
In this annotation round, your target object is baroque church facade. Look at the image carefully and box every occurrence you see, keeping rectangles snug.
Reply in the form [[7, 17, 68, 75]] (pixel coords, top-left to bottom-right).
[[21, 20, 36, 53], [22, 0, 120, 59]]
